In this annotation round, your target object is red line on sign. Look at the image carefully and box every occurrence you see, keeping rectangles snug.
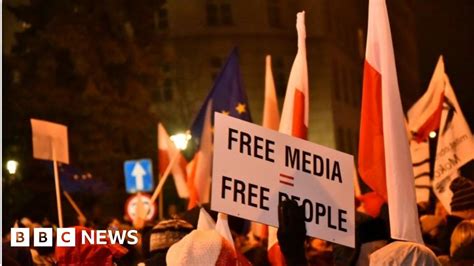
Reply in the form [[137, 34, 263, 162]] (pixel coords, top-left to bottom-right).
[[279, 180, 294, 186], [279, 173, 294, 180]]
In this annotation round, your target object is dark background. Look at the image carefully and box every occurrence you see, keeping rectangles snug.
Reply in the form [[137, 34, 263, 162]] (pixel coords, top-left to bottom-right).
[[2, 0, 473, 232]]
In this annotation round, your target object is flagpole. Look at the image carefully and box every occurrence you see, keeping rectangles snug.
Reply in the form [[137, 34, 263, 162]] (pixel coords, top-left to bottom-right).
[[63, 191, 86, 221], [150, 152, 180, 204], [51, 142, 64, 228], [159, 183, 164, 220]]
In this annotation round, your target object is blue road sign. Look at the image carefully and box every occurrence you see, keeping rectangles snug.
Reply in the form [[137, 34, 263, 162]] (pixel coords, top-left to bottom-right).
[[124, 159, 154, 193]]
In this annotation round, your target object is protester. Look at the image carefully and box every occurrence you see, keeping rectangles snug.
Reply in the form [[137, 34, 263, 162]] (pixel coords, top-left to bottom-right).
[[166, 229, 237, 265], [369, 241, 441, 265], [353, 216, 390, 266], [141, 218, 194, 265], [276, 199, 307, 265], [449, 219, 474, 265], [432, 177, 474, 255]]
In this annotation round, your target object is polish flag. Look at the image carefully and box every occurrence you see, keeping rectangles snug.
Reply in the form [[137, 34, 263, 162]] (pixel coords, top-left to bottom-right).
[[197, 207, 216, 230], [263, 55, 281, 130], [268, 11, 309, 266], [215, 213, 235, 251], [187, 102, 213, 209], [216, 213, 252, 266], [408, 56, 474, 213], [278, 13, 309, 139], [407, 57, 445, 142], [250, 55, 281, 242], [158, 123, 189, 198], [358, 0, 423, 243]]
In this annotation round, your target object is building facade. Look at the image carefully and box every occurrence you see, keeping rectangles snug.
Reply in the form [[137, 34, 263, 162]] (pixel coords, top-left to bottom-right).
[[152, 0, 420, 156]]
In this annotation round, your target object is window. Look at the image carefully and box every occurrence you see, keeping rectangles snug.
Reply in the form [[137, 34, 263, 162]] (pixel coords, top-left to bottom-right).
[[337, 127, 345, 152], [206, 3, 218, 26], [206, 2, 233, 26], [355, 73, 362, 107], [357, 28, 365, 59], [333, 64, 341, 101], [220, 4, 233, 25], [351, 72, 358, 107], [267, 0, 282, 28], [210, 56, 222, 68], [346, 129, 353, 154], [341, 68, 349, 104], [210, 56, 222, 81], [163, 78, 173, 101], [158, 8, 169, 29], [273, 57, 287, 98], [162, 63, 171, 73]]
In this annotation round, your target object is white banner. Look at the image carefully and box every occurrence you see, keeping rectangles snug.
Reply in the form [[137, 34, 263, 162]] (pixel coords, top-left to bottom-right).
[[31, 119, 69, 164], [433, 76, 474, 213], [410, 140, 431, 204], [211, 113, 355, 247]]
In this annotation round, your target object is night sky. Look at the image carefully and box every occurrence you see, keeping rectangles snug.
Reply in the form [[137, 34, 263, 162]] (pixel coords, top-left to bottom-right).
[[3, 0, 473, 124], [415, 0, 474, 127]]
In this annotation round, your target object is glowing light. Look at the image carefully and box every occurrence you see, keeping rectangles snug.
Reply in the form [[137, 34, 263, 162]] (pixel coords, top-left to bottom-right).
[[429, 131, 437, 139], [170, 133, 192, 150], [6, 160, 19, 175]]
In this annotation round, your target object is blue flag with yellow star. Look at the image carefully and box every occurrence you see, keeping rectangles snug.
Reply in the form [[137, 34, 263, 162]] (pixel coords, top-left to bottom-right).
[[190, 47, 252, 146]]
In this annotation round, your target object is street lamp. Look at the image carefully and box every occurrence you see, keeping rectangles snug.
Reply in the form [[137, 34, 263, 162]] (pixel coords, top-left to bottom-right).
[[170, 132, 192, 150], [429, 131, 437, 139], [6, 160, 19, 175]]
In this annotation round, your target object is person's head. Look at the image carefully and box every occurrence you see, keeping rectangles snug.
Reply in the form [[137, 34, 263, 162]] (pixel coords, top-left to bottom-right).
[[450, 219, 474, 258], [369, 241, 441, 265], [142, 218, 194, 260], [450, 177, 474, 219], [355, 217, 389, 265], [166, 229, 237, 266]]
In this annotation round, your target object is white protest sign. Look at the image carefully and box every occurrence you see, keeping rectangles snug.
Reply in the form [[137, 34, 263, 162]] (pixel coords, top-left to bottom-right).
[[211, 113, 355, 247], [31, 119, 69, 164]]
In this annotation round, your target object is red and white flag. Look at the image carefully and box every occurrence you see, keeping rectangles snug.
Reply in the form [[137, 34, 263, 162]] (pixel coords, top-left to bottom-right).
[[407, 57, 445, 142], [187, 102, 213, 209], [158, 123, 189, 198], [197, 207, 216, 230], [215, 213, 235, 251], [263, 55, 281, 130], [249, 55, 281, 242], [408, 56, 474, 213], [358, 0, 423, 243], [268, 11, 309, 266], [278, 13, 309, 139]]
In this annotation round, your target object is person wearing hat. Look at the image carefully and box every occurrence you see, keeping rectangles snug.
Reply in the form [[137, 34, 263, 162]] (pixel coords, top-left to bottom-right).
[[434, 176, 474, 255], [449, 219, 474, 265], [166, 229, 237, 265], [142, 218, 194, 265], [369, 241, 441, 265]]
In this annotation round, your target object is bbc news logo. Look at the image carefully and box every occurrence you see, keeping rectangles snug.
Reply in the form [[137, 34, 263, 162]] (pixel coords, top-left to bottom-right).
[[11, 228, 138, 247]]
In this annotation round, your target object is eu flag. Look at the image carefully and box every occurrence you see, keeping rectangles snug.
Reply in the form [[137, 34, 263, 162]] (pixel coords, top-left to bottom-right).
[[47, 162, 108, 195], [190, 48, 252, 146]]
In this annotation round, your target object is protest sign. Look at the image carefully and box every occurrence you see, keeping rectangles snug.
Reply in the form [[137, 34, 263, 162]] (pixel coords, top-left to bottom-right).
[[211, 113, 355, 247]]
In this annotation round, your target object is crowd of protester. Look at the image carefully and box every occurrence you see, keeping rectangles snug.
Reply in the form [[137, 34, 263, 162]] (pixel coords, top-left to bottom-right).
[[3, 176, 474, 265]]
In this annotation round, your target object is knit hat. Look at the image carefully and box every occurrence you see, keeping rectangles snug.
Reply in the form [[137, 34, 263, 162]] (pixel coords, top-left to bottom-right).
[[450, 176, 474, 212], [144, 218, 194, 256], [166, 229, 236, 266]]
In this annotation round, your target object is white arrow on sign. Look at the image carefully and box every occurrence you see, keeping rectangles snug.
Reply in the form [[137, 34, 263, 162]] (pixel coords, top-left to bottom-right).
[[131, 162, 146, 191]]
